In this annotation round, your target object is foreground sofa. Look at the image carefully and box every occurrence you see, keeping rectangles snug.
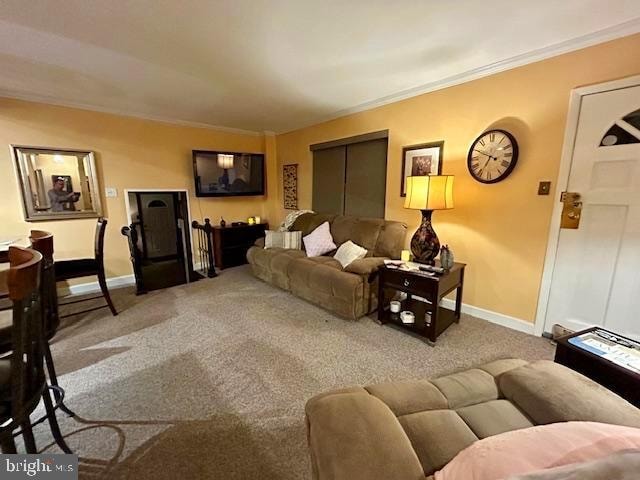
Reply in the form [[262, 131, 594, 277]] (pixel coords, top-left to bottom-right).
[[305, 359, 640, 480], [247, 213, 407, 319]]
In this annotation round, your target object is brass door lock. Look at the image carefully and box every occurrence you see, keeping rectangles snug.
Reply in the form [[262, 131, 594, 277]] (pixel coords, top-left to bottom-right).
[[560, 192, 582, 229]]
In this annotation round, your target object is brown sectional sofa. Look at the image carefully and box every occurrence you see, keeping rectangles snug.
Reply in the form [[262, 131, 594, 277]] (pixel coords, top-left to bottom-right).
[[246, 213, 407, 319], [305, 359, 640, 480]]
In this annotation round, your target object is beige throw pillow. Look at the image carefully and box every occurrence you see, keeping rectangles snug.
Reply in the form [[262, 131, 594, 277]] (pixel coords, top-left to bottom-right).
[[334, 240, 368, 268]]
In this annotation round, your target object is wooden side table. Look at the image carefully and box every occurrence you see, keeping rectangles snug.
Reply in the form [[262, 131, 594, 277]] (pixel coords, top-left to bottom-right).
[[212, 223, 268, 269], [377, 263, 465, 344]]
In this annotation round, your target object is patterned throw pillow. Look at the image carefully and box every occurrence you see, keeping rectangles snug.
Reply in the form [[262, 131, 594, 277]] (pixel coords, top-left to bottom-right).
[[333, 240, 368, 268], [264, 230, 302, 250], [303, 221, 337, 257]]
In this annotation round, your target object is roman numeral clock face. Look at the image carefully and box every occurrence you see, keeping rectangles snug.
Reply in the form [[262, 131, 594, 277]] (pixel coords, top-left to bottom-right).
[[467, 130, 519, 183]]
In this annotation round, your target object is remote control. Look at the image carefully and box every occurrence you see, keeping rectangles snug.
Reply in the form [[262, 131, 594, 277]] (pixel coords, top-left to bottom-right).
[[418, 265, 445, 274]]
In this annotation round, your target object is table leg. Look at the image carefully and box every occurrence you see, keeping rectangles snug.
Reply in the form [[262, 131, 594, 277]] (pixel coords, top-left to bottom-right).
[[455, 270, 464, 322], [377, 273, 385, 324], [427, 304, 438, 344]]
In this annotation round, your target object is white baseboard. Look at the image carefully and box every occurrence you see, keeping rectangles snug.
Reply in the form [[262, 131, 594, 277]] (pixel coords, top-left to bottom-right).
[[440, 298, 535, 335], [58, 274, 136, 297], [57, 273, 536, 336]]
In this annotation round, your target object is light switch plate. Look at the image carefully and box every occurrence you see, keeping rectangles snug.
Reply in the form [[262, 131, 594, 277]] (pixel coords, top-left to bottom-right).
[[105, 187, 118, 198], [538, 181, 551, 195]]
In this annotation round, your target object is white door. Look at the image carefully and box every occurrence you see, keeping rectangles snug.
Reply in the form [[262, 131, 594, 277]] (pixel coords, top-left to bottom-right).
[[544, 84, 640, 339]]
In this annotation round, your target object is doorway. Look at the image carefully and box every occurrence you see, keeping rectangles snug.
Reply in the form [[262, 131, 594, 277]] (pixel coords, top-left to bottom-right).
[[125, 190, 196, 292], [536, 76, 640, 340]]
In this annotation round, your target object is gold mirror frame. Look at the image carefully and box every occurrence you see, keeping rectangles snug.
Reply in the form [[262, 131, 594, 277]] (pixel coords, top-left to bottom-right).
[[11, 145, 103, 221]]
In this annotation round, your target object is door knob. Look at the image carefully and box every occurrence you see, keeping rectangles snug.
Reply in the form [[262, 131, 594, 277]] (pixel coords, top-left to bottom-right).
[[560, 192, 582, 229]]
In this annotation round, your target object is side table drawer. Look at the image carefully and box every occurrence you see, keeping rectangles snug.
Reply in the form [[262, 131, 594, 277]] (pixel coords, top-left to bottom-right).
[[383, 269, 434, 297]]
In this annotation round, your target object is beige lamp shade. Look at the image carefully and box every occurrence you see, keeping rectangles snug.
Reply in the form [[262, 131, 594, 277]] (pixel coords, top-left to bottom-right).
[[217, 154, 234, 169], [404, 175, 454, 210]]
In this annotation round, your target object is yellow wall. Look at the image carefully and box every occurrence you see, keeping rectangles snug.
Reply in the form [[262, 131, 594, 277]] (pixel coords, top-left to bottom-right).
[[275, 33, 640, 323], [0, 98, 273, 280]]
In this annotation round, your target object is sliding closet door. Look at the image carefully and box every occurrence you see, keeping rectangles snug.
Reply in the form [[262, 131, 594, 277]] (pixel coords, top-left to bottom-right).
[[344, 138, 387, 218], [312, 146, 346, 214]]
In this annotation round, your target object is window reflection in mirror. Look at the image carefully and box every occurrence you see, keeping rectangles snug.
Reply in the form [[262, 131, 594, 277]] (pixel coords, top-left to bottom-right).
[[12, 146, 103, 221]]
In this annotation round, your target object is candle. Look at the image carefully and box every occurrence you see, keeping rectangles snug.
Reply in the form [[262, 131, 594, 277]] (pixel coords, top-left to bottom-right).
[[401, 250, 411, 262], [254, 216, 261, 224]]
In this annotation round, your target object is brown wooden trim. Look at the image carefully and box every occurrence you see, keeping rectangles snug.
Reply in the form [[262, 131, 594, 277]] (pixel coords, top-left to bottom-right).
[[309, 130, 389, 151]]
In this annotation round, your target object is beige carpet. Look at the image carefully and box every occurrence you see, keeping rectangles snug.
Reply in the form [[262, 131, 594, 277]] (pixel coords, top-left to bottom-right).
[[28, 265, 554, 479]]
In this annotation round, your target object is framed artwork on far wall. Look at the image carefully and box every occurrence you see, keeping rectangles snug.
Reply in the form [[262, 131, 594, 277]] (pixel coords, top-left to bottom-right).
[[401, 141, 444, 197], [283, 163, 298, 209]]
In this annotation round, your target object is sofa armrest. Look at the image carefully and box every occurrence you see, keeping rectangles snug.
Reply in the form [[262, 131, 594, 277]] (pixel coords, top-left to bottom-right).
[[254, 237, 265, 248], [344, 257, 386, 280], [306, 392, 424, 480]]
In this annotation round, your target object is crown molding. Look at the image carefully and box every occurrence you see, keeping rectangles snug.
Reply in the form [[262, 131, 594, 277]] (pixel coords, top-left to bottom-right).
[[0, 90, 264, 137], [277, 17, 640, 134]]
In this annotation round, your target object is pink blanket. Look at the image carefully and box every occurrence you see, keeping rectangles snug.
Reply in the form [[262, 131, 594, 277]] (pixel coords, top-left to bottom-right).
[[434, 422, 640, 480]]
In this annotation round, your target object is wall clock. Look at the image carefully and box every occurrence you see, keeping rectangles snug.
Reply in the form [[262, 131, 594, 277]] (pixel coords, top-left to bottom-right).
[[467, 129, 519, 183]]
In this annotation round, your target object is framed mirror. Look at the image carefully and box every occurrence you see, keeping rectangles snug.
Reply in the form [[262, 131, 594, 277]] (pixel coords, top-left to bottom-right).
[[12, 145, 103, 221]]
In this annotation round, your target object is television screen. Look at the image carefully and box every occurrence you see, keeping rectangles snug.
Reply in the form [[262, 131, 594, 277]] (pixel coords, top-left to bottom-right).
[[193, 150, 265, 197]]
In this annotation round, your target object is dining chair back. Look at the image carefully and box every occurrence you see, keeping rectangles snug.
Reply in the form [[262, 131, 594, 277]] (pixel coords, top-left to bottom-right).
[[0, 246, 72, 454], [55, 217, 117, 316], [0, 247, 45, 452], [30, 230, 75, 417], [30, 231, 58, 337]]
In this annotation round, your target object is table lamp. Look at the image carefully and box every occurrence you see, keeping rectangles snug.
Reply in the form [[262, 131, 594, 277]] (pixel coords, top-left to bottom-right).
[[404, 175, 454, 265]]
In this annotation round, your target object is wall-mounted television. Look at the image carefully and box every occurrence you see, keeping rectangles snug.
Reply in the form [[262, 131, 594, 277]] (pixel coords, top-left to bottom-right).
[[193, 150, 265, 197]]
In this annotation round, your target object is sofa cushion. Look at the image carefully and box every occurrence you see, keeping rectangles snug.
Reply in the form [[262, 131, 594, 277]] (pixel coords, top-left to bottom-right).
[[499, 360, 640, 428], [431, 368, 499, 409], [291, 213, 336, 236], [247, 246, 306, 290], [304, 222, 337, 257], [292, 259, 360, 299], [477, 358, 529, 378], [398, 409, 478, 475], [366, 380, 448, 417], [374, 221, 407, 259], [456, 399, 534, 439], [289, 257, 365, 318], [301, 256, 343, 270], [331, 217, 384, 253]]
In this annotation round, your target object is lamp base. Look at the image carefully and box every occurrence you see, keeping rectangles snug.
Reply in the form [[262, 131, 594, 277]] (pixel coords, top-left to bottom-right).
[[410, 210, 440, 266]]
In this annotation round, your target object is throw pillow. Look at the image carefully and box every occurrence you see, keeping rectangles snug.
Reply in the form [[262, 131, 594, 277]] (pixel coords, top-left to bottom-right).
[[303, 221, 336, 257], [333, 240, 368, 268], [434, 421, 640, 480], [264, 230, 302, 250]]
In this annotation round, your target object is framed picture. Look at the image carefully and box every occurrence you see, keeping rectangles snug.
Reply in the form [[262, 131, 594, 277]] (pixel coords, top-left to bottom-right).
[[401, 141, 444, 196], [283, 164, 298, 209]]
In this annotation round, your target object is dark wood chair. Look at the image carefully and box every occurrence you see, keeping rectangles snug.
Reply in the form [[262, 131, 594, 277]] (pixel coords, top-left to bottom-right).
[[55, 218, 118, 317], [30, 230, 75, 417], [0, 247, 71, 454]]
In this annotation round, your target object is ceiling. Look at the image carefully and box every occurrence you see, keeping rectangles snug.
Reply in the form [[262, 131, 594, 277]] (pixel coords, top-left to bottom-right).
[[0, 1, 639, 134]]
